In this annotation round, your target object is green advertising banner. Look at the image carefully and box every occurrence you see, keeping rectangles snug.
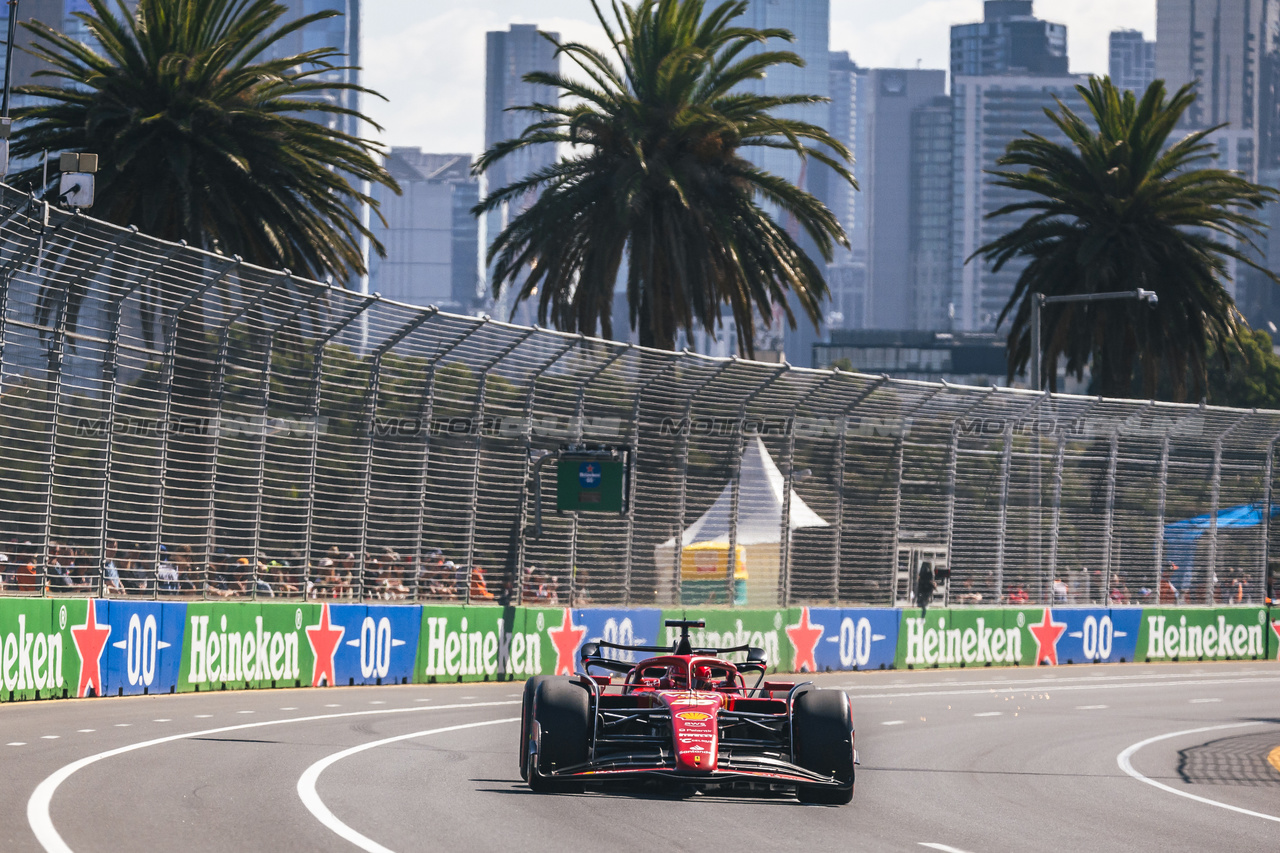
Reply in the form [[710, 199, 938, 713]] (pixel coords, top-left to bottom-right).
[[177, 602, 319, 692], [1136, 608, 1271, 662], [659, 609, 793, 674], [0, 598, 85, 701], [896, 608, 1027, 669], [418, 605, 526, 682]]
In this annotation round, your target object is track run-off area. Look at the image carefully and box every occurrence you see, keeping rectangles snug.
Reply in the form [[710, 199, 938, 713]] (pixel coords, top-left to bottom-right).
[[1, 662, 1277, 853]]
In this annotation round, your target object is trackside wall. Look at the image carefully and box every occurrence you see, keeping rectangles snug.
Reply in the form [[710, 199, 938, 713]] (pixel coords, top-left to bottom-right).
[[1, 600, 1276, 701]]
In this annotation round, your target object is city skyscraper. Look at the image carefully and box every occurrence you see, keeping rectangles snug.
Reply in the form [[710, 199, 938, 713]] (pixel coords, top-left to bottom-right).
[[368, 150, 480, 311], [951, 74, 1085, 331], [951, 1, 1068, 79], [823, 51, 868, 330], [267, 1, 363, 141], [1109, 29, 1156, 93], [484, 24, 560, 323], [1155, 1, 1280, 313], [860, 68, 947, 330], [910, 95, 954, 332]]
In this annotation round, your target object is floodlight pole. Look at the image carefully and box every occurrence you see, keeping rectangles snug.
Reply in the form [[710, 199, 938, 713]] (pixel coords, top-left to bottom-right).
[[2, 0, 18, 118], [1030, 289, 1159, 391]]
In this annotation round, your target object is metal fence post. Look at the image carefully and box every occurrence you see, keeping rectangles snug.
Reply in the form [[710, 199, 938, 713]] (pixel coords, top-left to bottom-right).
[[993, 393, 1049, 602], [462, 327, 534, 601], [830, 377, 887, 604], [621, 359, 682, 606], [355, 308, 438, 598], [1101, 429, 1120, 606], [508, 337, 575, 604], [151, 256, 240, 596], [410, 320, 486, 601], [249, 285, 326, 592], [1262, 431, 1280, 604], [1204, 413, 1248, 605], [942, 389, 994, 600], [37, 224, 131, 590], [669, 360, 733, 606], [886, 387, 947, 604], [725, 365, 787, 607], [201, 274, 293, 597], [301, 295, 377, 575], [565, 346, 628, 606], [97, 239, 182, 592], [1153, 432, 1170, 598], [777, 371, 840, 607]]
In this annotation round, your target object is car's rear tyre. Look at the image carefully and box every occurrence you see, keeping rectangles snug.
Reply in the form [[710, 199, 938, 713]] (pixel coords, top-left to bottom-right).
[[528, 677, 590, 793], [792, 688, 855, 804], [519, 675, 550, 781]]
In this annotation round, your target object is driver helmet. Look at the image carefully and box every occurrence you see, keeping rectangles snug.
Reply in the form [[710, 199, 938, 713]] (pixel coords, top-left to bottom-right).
[[692, 664, 715, 691]]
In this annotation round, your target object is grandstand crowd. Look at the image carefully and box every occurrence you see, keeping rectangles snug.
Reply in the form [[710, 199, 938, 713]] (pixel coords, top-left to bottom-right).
[[0, 538, 568, 605]]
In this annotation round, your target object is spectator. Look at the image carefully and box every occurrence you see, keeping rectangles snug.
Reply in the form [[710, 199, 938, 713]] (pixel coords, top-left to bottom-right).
[[1007, 586, 1029, 604], [469, 565, 495, 601], [1052, 577, 1068, 603], [102, 539, 124, 595], [156, 546, 179, 594], [14, 542, 40, 595], [0, 550, 10, 592]]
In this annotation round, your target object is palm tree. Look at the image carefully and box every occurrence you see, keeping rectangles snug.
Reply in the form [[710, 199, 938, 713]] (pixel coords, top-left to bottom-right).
[[474, 0, 854, 355], [6, 0, 399, 555], [10, 0, 397, 282], [972, 76, 1277, 399]]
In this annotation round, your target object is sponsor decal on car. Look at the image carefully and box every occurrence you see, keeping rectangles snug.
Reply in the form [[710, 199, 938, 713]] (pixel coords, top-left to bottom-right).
[[677, 711, 712, 722]]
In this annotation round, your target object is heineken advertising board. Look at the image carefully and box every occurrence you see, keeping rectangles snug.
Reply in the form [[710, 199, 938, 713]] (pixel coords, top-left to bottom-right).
[[2, 598, 1278, 703]]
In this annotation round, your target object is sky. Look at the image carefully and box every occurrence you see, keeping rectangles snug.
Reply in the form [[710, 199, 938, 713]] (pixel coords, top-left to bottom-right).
[[361, 0, 1158, 154]]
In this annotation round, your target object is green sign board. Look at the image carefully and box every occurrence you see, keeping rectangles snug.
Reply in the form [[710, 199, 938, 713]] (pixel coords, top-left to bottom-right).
[[557, 457, 624, 513], [1135, 607, 1270, 662]]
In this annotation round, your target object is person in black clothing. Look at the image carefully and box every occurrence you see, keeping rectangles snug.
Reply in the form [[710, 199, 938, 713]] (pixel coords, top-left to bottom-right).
[[916, 562, 935, 616]]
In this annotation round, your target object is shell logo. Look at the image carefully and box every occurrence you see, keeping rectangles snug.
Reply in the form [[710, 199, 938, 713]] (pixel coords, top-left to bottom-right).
[[677, 711, 712, 722]]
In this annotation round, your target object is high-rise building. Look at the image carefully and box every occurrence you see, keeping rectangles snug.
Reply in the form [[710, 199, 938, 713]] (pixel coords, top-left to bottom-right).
[[951, 1, 1068, 79], [860, 69, 947, 330], [823, 51, 868, 330], [368, 150, 480, 310], [951, 74, 1085, 331], [1155, 1, 1280, 310], [910, 96, 954, 331], [265, 1, 363, 141], [1109, 30, 1156, 93], [0, 1, 79, 105], [720, 1, 831, 363], [484, 24, 560, 323]]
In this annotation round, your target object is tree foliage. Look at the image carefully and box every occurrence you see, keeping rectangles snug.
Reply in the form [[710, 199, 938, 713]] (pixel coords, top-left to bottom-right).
[[474, 0, 854, 355], [972, 76, 1278, 400], [10, 0, 398, 282]]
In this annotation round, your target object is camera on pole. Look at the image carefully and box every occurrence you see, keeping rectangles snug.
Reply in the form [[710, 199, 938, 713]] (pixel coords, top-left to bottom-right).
[[58, 151, 98, 208]]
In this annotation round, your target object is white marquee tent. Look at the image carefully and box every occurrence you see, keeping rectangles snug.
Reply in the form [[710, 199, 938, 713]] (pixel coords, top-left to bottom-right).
[[655, 436, 829, 604]]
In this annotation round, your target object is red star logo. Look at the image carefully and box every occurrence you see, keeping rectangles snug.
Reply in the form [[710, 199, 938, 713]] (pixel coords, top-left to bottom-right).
[[1028, 608, 1067, 666], [547, 608, 587, 676], [786, 607, 825, 673], [70, 600, 111, 698], [305, 604, 344, 687]]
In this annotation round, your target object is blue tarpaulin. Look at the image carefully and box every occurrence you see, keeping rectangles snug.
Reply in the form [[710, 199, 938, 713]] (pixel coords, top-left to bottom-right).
[[1163, 504, 1278, 590]]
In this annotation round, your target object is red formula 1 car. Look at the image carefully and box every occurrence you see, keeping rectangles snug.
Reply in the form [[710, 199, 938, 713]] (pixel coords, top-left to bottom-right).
[[518, 619, 856, 804]]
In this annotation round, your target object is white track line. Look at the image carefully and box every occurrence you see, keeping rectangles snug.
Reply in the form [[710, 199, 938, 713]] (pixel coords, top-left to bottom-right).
[[847, 676, 1280, 700], [297, 717, 519, 853], [919, 843, 976, 853], [27, 700, 519, 853], [1116, 722, 1280, 824], [842, 670, 1274, 692]]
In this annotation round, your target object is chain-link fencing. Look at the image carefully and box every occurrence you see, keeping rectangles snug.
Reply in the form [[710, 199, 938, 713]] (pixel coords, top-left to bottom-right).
[[0, 186, 1276, 608]]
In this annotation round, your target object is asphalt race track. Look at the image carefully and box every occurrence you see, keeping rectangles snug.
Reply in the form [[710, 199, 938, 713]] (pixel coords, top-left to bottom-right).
[[1, 662, 1277, 853]]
